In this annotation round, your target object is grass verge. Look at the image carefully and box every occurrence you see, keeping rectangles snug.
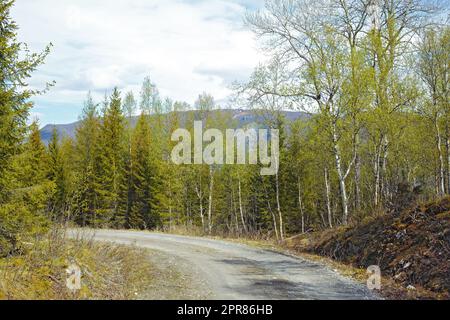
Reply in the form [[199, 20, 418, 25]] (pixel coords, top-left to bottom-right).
[[0, 228, 153, 300]]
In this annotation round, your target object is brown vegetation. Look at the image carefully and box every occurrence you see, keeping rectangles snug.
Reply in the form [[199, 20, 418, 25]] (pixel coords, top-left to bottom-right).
[[0, 228, 153, 300], [285, 198, 450, 299]]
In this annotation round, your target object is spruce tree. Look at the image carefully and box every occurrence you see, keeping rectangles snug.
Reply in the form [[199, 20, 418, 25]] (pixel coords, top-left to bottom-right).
[[14, 121, 50, 186], [47, 127, 68, 219], [129, 113, 156, 229], [0, 0, 52, 255], [0, 0, 52, 202], [9, 121, 53, 227], [97, 88, 126, 227], [118, 91, 137, 228], [73, 93, 101, 226]]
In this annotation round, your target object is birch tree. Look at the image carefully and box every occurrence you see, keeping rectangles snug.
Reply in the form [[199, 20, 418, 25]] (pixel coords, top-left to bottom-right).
[[417, 27, 450, 196], [245, 1, 361, 225]]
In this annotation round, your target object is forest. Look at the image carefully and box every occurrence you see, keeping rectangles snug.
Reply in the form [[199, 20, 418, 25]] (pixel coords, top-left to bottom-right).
[[1, 0, 449, 260]]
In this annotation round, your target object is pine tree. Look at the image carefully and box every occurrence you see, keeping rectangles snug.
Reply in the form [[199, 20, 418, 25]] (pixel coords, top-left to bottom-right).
[[128, 113, 157, 229], [97, 88, 126, 227], [0, 0, 52, 256], [0, 121, 53, 256], [47, 127, 69, 220], [118, 91, 137, 228], [14, 121, 50, 186], [9, 120, 54, 223], [73, 93, 101, 226], [0, 0, 52, 202]]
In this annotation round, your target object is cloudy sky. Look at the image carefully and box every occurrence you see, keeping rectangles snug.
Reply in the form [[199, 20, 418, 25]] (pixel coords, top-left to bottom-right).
[[12, 0, 265, 126]]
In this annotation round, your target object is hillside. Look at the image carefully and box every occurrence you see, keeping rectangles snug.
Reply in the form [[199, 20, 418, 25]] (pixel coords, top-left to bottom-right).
[[286, 198, 450, 299], [40, 109, 309, 144]]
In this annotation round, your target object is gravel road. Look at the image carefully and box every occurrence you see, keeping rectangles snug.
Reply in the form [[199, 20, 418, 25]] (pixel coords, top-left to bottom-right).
[[74, 230, 378, 300]]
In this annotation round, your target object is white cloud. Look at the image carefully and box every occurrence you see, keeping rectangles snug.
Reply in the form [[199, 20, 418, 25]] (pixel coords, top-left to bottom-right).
[[28, 111, 44, 125], [11, 0, 264, 124]]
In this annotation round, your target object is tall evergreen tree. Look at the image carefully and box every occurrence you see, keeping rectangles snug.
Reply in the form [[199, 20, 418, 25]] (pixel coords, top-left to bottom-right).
[[0, 0, 52, 202], [12, 121, 50, 187], [73, 93, 101, 226], [47, 127, 69, 219], [97, 88, 126, 227], [0, 0, 52, 256], [10, 120, 54, 219], [129, 113, 157, 229]]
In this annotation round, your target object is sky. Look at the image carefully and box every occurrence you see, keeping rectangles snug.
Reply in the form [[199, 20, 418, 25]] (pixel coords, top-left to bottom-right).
[[11, 0, 266, 126]]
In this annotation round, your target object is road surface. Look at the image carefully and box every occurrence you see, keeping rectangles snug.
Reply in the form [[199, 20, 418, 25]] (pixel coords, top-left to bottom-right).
[[73, 229, 378, 300]]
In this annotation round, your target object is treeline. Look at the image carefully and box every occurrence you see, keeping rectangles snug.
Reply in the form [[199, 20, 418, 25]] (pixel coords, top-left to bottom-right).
[[1, 0, 449, 255], [33, 87, 286, 235], [42, 0, 448, 240]]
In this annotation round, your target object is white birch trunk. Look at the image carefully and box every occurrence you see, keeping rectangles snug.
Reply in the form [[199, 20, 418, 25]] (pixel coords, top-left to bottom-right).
[[331, 121, 350, 226], [324, 168, 333, 228], [238, 177, 248, 234], [435, 121, 446, 195], [275, 173, 284, 240], [298, 177, 305, 234], [207, 167, 214, 234]]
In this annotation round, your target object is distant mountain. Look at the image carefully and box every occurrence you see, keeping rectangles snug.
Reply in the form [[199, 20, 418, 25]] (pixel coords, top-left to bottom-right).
[[40, 122, 79, 144], [40, 109, 309, 144]]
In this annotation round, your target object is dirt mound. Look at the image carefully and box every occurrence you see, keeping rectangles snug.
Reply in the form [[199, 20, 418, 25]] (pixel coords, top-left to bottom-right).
[[289, 197, 450, 299]]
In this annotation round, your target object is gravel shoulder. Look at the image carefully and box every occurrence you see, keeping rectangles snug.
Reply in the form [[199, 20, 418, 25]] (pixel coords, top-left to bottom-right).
[[141, 249, 212, 300]]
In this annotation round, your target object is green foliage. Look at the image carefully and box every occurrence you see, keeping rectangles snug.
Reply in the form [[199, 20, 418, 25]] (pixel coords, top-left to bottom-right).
[[72, 93, 101, 226], [2, 0, 449, 245], [96, 88, 127, 227], [47, 129, 75, 220], [122, 113, 156, 229], [0, 203, 48, 257], [0, 0, 52, 201], [0, 0, 53, 254]]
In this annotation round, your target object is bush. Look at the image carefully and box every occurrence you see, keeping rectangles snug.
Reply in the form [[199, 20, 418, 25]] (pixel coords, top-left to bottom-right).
[[0, 181, 55, 257], [0, 203, 50, 257]]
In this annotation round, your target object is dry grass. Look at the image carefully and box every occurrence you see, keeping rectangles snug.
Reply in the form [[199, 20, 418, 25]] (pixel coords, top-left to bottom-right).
[[156, 224, 205, 237], [157, 224, 279, 242], [0, 228, 153, 300]]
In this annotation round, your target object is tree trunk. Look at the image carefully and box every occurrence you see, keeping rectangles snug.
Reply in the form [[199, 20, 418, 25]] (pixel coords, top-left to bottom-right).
[[199, 199, 204, 231], [381, 136, 389, 202], [237, 176, 248, 234], [435, 121, 445, 196], [331, 122, 350, 225], [264, 183, 279, 241], [207, 167, 214, 234], [324, 168, 333, 228], [195, 178, 205, 232], [271, 207, 280, 241], [354, 150, 361, 212], [374, 135, 384, 208], [446, 133, 450, 194], [298, 177, 305, 234], [231, 186, 240, 234], [275, 173, 284, 240]]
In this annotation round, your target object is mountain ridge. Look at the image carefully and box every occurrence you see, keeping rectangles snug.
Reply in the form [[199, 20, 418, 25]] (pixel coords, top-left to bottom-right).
[[40, 109, 309, 144]]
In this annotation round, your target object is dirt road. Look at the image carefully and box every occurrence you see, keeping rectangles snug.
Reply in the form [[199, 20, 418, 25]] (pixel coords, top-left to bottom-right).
[[75, 230, 378, 300]]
